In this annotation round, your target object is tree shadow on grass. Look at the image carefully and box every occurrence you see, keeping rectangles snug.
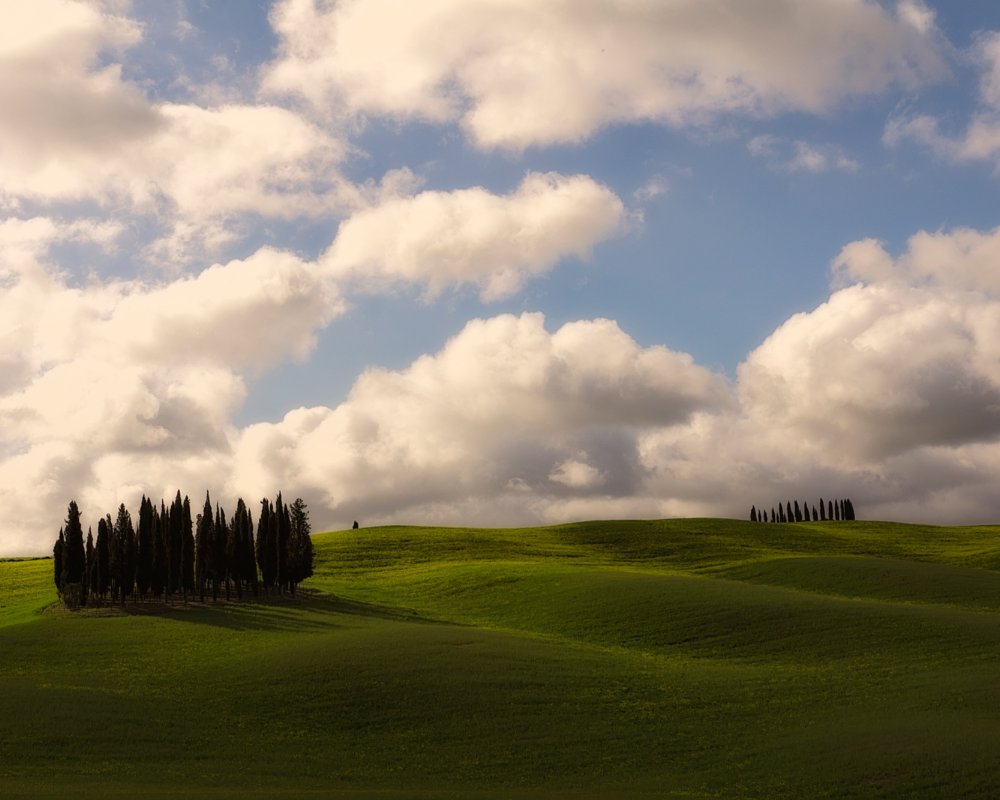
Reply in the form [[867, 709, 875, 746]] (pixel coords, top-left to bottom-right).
[[62, 588, 444, 633]]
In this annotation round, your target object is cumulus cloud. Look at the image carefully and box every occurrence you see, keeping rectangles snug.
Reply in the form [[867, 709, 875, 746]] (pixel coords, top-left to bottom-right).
[[264, 0, 945, 149], [230, 312, 731, 528], [0, 225, 344, 555], [9, 218, 1000, 553], [325, 172, 627, 300], [637, 224, 1000, 526], [0, 0, 349, 261]]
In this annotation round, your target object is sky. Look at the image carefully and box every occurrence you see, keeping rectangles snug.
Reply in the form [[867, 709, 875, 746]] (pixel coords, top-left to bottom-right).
[[3, 0, 1000, 556]]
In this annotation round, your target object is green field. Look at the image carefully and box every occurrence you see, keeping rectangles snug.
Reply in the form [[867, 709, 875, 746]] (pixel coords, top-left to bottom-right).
[[3, 518, 1000, 798]]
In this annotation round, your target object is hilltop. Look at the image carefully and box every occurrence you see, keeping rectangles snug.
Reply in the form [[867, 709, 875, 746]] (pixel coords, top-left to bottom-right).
[[2, 518, 1000, 798]]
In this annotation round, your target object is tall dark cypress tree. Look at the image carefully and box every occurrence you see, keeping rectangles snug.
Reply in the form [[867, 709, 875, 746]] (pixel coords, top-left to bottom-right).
[[811, 505, 818, 522], [245, 508, 258, 598], [770, 508, 776, 523], [750, 505, 758, 523], [115, 503, 136, 603], [195, 500, 209, 602], [136, 496, 153, 599], [53, 529, 65, 594], [230, 499, 247, 600], [62, 501, 86, 607], [167, 493, 181, 597], [88, 527, 101, 605], [257, 498, 274, 594], [793, 501, 802, 522], [150, 503, 165, 599], [288, 497, 314, 595], [820, 498, 826, 521], [785, 501, 793, 523], [827, 499, 834, 520], [215, 504, 228, 601], [275, 493, 289, 593], [846, 498, 856, 521], [834, 499, 841, 521], [96, 516, 110, 600], [83, 528, 94, 607], [181, 495, 194, 601], [92, 519, 111, 601]]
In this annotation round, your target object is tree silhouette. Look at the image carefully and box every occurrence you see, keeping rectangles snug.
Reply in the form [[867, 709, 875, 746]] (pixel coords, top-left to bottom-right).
[[95, 517, 110, 600], [288, 497, 314, 594], [62, 502, 86, 608], [53, 529, 64, 594]]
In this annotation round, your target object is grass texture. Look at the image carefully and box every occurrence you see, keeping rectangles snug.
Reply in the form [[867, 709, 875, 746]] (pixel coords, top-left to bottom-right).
[[2, 518, 1000, 798]]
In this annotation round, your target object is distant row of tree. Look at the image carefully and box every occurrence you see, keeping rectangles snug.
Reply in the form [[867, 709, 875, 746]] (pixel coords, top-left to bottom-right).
[[750, 498, 856, 524], [52, 491, 314, 609]]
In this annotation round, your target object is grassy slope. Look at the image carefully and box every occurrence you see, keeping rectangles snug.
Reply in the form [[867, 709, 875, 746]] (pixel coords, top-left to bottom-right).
[[2, 519, 1000, 798]]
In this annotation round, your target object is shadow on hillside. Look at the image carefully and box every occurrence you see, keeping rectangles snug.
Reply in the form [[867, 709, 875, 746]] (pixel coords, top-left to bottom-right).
[[66, 588, 440, 632]]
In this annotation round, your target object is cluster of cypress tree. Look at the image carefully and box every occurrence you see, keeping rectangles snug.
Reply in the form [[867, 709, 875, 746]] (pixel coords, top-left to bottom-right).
[[52, 491, 313, 609], [749, 497, 856, 524]]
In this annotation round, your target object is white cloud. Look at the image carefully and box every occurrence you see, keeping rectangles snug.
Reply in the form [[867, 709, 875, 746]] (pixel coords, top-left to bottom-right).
[[231, 312, 731, 528], [0, 0, 350, 262], [549, 458, 605, 490], [748, 135, 859, 172], [264, 0, 945, 150], [0, 227, 345, 555], [324, 172, 627, 301], [884, 31, 1000, 168], [8, 221, 1000, 553]]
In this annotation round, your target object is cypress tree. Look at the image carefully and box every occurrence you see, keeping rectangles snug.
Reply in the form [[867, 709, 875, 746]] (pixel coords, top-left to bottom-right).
[[846, 498, 856, 521], [53, 529, 65, 594], [150, 503, 165, 599], [62, 501, 86, 608], [230, 500, 247, 600], [778, 505, 786, 523], [83, 528, 94, 607], [96, 516, 110, 600], [793, 500, 802, 522], [257, 498, 273, 594], [834, 499, 841, 521], [115, 503, 136, 603], [196, 498, 211, 602], [819, 498, 826, 521], [215, 504, 229, 601], [166, 494, 180, 597], [827, 499, 833, 520], [136, 496, 153, 599], [770, 508, 776, 523], [785, 501, 793, 523], [275, 493, 289, 593], [245, 508, 258, 598], [181, 495, 194, 601], [750, 505, 757, 523], [288, 498, 314, 595], [811, 505, 818, 522], [88, 527, 101, 605], [200, 492, 216, 601]]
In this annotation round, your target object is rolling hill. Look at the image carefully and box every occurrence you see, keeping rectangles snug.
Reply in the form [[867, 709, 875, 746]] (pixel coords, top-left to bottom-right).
[[2, 518, 1000, 798]]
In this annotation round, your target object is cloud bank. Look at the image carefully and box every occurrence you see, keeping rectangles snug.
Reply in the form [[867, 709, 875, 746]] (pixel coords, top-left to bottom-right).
[[265, 0, 944, 149], [2, 1, 998, 556]]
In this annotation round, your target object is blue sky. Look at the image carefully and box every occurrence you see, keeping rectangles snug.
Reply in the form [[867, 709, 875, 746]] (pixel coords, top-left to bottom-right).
[[3, 0, 1000, 554]]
